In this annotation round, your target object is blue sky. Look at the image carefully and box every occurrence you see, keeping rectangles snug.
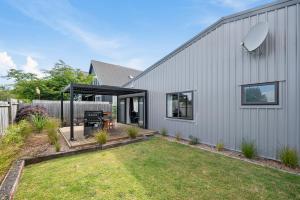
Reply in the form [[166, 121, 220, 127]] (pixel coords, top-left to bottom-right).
[[0, 0, 272, 84]]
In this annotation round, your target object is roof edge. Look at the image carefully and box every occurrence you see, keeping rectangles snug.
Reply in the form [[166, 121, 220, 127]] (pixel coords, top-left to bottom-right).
[[123, 0, 299, 87], [91, 60, 142, 72]]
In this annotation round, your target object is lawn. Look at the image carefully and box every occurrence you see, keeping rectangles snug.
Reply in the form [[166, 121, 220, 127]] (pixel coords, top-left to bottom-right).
[[15, 137, 300, 200]]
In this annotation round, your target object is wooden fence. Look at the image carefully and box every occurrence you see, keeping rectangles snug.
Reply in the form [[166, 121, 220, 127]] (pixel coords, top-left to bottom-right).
[[0, 99, 19, 135], [32, 100, 112, 124], [0, 100, 111, 134]]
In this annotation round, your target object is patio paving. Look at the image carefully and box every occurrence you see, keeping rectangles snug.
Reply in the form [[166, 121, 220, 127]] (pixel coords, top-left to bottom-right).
[[59, 123, 156, 148]]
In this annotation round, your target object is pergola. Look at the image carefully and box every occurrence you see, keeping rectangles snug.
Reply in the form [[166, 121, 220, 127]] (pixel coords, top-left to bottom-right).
[[61, 83, 148, 140]]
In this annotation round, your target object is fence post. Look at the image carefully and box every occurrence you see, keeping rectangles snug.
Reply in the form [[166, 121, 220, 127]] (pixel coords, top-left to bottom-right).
[[0, 101, 10, 135], [8, 99, 12, 124]]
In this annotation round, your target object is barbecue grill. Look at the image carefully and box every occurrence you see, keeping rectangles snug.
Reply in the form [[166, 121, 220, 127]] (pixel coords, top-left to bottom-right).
[[83, 111, 104, 137]]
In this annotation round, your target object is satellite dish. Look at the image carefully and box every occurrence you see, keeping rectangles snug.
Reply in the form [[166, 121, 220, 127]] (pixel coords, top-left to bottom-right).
[[128, 75, 134, 79], [241, 22, 269, 52]]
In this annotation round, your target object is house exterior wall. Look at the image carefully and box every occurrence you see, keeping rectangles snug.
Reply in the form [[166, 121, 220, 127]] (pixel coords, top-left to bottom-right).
[[90, 65, 113, 103], [125, 2, 300, 160]]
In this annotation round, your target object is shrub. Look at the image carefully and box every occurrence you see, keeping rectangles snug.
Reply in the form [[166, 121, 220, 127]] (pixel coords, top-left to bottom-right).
[[216, 142, 224, 151], [1, 128, 23, 145], [45, 118, 59, 144], [15, 105, 47, 122], [161, 128, 168, 136], [0, 120, 33, 181], [48, 132, 58, 145], [95, 130, 108, 145], [45, 118, 60, 132], [1, 120, 32, 145], [188, 135, 199, 145], [31, 114, 48, 133], [54, 141, 61, 152], [241, 140, 256, 159], [279, 147, 299, 168], [175, 132, 181, 141], [18, 120, 33, 138], [127, 127, 138, 139]]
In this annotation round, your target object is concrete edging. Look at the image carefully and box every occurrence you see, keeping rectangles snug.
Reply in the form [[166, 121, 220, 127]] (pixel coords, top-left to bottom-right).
[[0, 160, 24, 200]]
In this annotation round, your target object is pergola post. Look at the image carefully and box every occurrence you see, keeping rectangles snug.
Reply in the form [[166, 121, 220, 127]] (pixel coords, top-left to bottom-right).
[[144, 91, 148, 129], [60, 92, 64, 126], [116, 95, 119, 123], [70, 83, 74, 141]]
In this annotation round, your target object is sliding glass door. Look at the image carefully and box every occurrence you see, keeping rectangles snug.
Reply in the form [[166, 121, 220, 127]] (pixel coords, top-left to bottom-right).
[[117, 93, 146, 128]]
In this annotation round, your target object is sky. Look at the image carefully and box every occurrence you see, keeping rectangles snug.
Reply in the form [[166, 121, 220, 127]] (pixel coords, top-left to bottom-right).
[[0, 0, 273, 85]]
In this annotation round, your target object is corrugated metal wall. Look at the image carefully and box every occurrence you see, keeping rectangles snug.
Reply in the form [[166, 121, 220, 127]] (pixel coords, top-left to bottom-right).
[[127, 2, 300, 160]]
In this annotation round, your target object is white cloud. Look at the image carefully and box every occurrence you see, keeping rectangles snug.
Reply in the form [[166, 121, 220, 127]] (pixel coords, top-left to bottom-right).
[[0, 51, 16, 75], [22, 56, 44, 77], [62, 21, 121, 56], [122, 58, 146, 71], [9, 0, 122, 58], [8, 0, 146, 69]]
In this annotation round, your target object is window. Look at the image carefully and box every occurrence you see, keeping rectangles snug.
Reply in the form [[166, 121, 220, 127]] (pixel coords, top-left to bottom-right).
[[166, 91, 193, 120], [241, 82, 279, 105]]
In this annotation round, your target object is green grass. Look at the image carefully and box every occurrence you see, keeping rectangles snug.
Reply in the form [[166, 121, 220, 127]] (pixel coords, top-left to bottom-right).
[[15, 138, 300, 200]]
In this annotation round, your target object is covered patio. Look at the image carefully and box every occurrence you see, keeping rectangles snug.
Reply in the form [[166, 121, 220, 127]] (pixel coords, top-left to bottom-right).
[[60, 83, 150, 146]]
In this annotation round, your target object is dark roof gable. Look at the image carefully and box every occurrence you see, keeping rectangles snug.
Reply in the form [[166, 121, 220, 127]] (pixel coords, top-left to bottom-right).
[[89, 60, 141, 87]]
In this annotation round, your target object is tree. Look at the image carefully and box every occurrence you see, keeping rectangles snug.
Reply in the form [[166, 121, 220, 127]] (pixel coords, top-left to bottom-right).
[[6, 69, 38, 81], [44, 60, 93, 100], [0, 86, 14, 101], [13, 79, 46, 101], [5, 60, 93, 101]]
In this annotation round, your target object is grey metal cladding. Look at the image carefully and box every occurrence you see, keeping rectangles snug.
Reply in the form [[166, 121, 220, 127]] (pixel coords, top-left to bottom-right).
[[126, 0, 300, 161], [124, 0, 300, 87]]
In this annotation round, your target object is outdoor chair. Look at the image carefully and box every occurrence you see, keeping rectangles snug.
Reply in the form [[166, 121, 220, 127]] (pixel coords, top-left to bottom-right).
[[108, 117, 115, 129]]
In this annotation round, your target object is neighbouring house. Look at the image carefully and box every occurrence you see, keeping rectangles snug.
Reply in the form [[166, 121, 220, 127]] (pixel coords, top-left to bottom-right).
[[88, 60, 141, 103], [117, 0, 300, 162]]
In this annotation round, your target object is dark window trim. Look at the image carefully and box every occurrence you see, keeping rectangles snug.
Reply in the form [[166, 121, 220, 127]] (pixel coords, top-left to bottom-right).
[[241, 81, 279, 106], [166, 90, 194, 120]]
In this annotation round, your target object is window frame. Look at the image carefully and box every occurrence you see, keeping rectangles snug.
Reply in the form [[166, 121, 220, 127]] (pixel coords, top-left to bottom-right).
[[241, 81, 279, 106], [166, 91, 194, 120]]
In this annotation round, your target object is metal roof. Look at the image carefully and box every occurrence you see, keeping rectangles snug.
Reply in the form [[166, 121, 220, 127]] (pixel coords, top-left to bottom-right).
[[89, 60, 141, 87], [124, 0, 299, 87], [62, 83, 146, 96]]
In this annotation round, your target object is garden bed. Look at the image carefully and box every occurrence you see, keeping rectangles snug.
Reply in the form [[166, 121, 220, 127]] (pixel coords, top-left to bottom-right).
[[0, 132, 64, 184], [165, 136, 300, 175]]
